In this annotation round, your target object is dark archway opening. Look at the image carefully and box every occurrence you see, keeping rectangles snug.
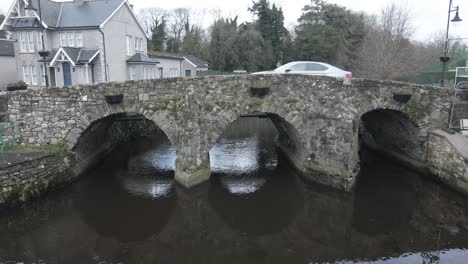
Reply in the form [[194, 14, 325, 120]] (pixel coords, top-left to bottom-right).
[[360, 109, 424, 163], [72, 113, 177, 242], [353, 109, 421, 236], [208, 113, 304, 236]]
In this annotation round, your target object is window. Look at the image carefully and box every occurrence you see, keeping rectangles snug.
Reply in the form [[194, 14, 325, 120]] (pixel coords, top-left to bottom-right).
[[68, 32, 75, 47], [305, 63, 328, 71], [134, 37, 139, 52], [30, 65, 37, 85], [185, 70, 192, 77], [27, 32, 34, 52], [19, 32, 35, 52], [288, 63, 308, 71], [22, 65, 30, 84], [143, 66, 147, 79], [37, 32, 43, 51], [76, 32, 83, 47], [19, 32, 27, 52], [60, 33, 67, 46], [130, 65, 137, 80], [151, 66, 156, 79], [40, 65, 46, 85], [126, 36, 133, 55]]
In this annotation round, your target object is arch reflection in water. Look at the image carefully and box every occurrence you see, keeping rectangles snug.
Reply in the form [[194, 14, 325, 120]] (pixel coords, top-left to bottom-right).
[[210, 117, 279, 195], [209, 116, 303, 235], [209, 169, 304, 236], [74, 136, 177, 242]]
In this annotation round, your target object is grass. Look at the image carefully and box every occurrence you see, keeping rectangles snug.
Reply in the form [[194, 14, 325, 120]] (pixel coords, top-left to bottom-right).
[[4, 143, 67, 155]]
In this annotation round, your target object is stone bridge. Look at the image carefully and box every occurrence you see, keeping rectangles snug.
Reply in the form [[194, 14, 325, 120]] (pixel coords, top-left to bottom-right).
[[0, 75, 453, 191]]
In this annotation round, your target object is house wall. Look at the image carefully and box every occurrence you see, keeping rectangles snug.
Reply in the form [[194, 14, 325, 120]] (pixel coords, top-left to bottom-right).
[[127, 64, 161, 80], [182, 60, 197, 77], [154, 58, 182, 78], [0, 56, 18, 89], [102, 3, 147, 83], [11, 30, 44, 87]]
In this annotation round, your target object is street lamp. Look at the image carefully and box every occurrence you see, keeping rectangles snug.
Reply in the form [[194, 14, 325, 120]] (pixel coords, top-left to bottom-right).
[[25, 0, 50, 88], [440, 0, 462, 87]]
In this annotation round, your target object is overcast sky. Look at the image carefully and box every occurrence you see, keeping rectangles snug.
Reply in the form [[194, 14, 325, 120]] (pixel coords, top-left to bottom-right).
[[1, 0, 467, 42]]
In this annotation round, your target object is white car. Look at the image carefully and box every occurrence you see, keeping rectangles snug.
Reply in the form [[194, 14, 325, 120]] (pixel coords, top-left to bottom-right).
[[252, 61, 352, 80]]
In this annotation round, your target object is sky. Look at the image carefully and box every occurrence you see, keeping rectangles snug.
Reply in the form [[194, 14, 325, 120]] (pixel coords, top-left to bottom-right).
[[1, 0, 467, 42]]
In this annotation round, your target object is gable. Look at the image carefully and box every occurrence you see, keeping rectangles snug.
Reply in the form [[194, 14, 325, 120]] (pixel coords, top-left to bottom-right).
[[99, 0, 148, 38]]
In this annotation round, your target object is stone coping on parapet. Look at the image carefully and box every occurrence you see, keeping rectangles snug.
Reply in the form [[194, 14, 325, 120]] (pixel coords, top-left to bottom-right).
[[0, 152, 53, 169]]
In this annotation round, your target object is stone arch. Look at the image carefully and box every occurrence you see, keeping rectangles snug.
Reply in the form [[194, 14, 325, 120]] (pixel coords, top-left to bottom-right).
[[207, 107, 307, 153], [66, 104, 176, 151], [69, 107, 177, 176], [207, 109, 308, 176], [359, 108, 426, 164]]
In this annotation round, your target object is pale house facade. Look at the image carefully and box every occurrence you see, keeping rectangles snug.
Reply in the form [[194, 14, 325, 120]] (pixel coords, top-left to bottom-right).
[[0, 0, 158, 87]]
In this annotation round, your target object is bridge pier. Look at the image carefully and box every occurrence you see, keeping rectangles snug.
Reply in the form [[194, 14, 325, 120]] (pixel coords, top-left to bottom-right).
[[275, 119, 360, 192], [174, 140, 211, 188]]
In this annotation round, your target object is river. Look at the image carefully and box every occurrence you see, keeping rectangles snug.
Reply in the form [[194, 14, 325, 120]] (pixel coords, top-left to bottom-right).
[[1, 117, 468, 263]]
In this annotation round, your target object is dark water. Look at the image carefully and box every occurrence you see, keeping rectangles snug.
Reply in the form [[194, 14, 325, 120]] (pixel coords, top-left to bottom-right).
[[1, 118, 468, 264]]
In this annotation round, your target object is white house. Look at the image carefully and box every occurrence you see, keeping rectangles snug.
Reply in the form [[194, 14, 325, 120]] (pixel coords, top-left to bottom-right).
[[0, 0, 158, 87]]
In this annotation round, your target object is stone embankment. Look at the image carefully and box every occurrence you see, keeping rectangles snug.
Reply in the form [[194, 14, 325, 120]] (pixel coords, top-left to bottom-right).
[[0, 151, 75, 207]]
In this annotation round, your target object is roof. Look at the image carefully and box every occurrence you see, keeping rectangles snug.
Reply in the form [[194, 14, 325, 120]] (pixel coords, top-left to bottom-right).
[[12, 17, 41, 29], [149, 52, 184, 61], [3, 0, 147, 37], [127, 53, 160, 64], [42, 47, 99, 65], [184, 55, 209, 68], [0, 40, 15, 57]]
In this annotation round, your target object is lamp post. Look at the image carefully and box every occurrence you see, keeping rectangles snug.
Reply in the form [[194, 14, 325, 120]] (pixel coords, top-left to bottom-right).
[[25, 0, 50, 88], [440, 0, 462, 87]]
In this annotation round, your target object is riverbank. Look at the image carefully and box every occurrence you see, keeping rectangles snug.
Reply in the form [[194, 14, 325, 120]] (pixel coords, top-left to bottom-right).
[[0, 151, 76, 208]]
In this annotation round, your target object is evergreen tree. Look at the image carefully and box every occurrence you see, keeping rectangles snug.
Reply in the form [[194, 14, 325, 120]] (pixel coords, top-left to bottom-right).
[[209, 18, 240, 71], [249, 0, 289, 67], [150, 17, 166, 51], [295, 0, 365, 69]]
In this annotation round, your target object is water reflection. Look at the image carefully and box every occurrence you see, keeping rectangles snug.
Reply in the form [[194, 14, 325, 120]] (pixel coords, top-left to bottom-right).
[[210, 117, 278, 195], [74, 137, 177, 242], [352, 149, 418, 236], [2, 118, 468, 263]]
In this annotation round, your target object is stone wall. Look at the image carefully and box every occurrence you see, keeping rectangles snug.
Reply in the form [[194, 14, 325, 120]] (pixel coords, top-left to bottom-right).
[[427, 130, 468, 194], [0, 152, 76, 207], [0, 75, 453, 191]]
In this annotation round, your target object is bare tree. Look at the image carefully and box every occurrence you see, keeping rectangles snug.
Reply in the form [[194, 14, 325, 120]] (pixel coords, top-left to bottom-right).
[[137, 8, 168, 36], [355, 4, 415, 79]]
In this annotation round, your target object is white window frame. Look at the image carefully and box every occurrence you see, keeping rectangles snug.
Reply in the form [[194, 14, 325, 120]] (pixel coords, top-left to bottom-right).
[[67, 32, 75, 47], [76, 32, 83, 47], [19, 32, 27, 52], [22, 65, 30, 84], [126, 36, 133, 55], [37, 32, 43, 51], [30, 65, 37, 85], [27, 32, 35, 52], [130, 65, 137, 80], [60, 33, 67, 46], [40, 65, 46, 85]]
